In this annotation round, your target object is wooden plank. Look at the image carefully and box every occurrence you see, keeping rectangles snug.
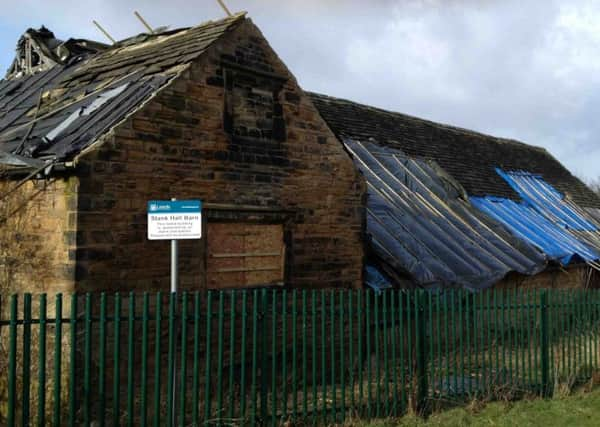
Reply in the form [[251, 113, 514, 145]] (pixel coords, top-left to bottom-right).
[[213, 266, 281, 273], [211, 252, 281, 258]]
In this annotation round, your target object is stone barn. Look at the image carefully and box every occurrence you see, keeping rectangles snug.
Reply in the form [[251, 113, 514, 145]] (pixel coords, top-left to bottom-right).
[[0, 13, 365, 293], [2, 12, 600, 294]]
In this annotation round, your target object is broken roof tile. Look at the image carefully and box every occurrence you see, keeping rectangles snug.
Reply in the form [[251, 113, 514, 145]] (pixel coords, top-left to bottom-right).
[[0, 13, 247, 165]]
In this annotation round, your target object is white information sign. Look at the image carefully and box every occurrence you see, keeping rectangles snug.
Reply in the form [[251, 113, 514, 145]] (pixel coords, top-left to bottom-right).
[[147, 200, 202, 240]]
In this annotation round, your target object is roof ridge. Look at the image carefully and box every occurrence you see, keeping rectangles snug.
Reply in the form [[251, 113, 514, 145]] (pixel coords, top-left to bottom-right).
[[193, 11, 248, 28], [61, 13, 247, 85], [97, 12, 247, 56], [307, 91, 548, 153]]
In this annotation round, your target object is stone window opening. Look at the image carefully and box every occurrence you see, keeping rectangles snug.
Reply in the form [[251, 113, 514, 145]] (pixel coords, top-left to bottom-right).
[[222, 64, 286, 142]]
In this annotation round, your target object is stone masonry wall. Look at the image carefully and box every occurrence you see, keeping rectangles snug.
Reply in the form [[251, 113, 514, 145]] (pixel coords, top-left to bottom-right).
[[497, 265, 599, 289], [72, 19, 366, 292], [0, 177, 76, 294]]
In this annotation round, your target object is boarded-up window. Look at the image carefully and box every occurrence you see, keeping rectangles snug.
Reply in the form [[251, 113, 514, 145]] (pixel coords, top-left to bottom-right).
[[223, 67, 286, 141], [207, 223, 285, 288]]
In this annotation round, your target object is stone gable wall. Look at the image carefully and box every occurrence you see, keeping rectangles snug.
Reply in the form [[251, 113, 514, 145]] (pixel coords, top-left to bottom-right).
[[72, 19, 366, 292]]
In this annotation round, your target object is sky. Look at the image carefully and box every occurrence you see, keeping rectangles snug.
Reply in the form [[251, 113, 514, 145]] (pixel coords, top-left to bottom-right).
[[1, 0, 599, 181]]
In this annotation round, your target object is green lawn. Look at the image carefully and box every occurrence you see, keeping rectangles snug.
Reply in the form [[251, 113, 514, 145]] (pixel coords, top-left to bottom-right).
[[354, 388, 600, 427]]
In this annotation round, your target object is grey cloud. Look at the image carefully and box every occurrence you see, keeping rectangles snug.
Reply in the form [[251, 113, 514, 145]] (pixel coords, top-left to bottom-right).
[[0, 0, 598, 179]]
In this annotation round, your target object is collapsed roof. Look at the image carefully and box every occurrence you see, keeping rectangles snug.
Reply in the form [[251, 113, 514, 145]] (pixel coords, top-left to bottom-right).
[[5, 26, 108, 80], [345, 139, 546, 289], [0, 13, 247, 169], [310, 93, 600, 288]]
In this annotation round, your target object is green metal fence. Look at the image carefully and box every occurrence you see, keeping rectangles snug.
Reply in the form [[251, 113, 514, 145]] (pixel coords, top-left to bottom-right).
[[1, 289, 599, 426]]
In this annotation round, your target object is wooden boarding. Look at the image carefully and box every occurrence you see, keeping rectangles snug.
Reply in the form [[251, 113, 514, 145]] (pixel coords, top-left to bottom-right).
[[207, 223, 285, 288]]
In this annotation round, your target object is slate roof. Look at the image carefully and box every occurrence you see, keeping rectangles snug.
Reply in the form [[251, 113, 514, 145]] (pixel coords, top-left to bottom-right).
[[0, 13, 247, 167], [346, 139, 546, 289], [587, 208, 600, 224], [309, 93, 600, 209]]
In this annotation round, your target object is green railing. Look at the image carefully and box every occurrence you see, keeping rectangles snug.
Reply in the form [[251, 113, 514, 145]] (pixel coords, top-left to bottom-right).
[[1, 289, 599, 426]]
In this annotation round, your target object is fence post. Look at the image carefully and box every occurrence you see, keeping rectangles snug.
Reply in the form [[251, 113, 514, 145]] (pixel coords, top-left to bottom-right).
[[260, 289, 269, 423], [8, 295, 17, 427], [53, 294, 63, 427], [37, 294, 47, 427], [22, 293, 32, 426], [416, 291, 429, 413], [540, 290, 551, 397]]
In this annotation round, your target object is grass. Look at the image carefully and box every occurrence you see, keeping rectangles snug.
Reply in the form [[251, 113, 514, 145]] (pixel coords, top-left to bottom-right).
[[349, 386, 600, 427]]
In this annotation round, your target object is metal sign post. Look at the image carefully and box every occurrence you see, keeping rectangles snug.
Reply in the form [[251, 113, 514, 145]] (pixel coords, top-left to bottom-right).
[[170, 198, 178, 293], [147, 198, 202, 425], [171, 238, 178, 293]]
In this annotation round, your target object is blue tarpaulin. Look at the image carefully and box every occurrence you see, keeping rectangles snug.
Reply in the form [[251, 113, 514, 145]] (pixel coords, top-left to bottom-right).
[[470, 170, 600, 265], [470, 197, 598, 264], [346, 139, 546, 289], [497, 169, 598, 232]]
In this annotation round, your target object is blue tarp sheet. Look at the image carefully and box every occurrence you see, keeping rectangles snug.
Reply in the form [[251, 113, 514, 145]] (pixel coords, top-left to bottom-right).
[[470, 197, 598, 264], [470, 170, 600, 265], [346, 140, 547, 289], [497, 169, 598, 231]]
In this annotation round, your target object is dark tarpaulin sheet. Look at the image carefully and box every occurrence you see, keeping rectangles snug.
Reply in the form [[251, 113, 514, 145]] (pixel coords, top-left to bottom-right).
[[471, 170, 600, 265], [364, 264, 393, 293], [345, 139, 546, 290]]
